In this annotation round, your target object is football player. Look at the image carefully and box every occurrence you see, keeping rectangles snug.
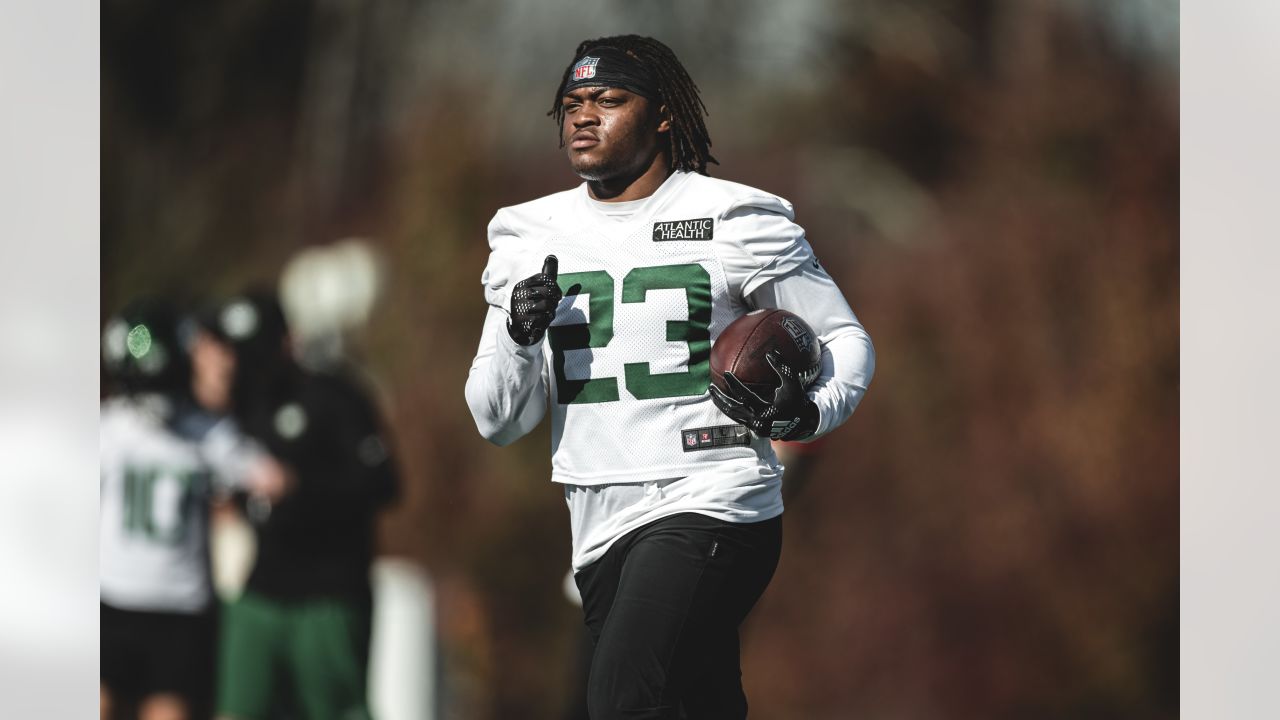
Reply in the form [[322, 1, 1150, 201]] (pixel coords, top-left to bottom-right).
[[202, 290, 399, 720], [465, 36, 876, 719], [100, 299, 280, 720]]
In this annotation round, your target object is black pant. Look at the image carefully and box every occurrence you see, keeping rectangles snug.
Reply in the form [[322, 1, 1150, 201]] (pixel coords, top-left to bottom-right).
[[100, 602, 216, 714], [574, 512, 782, 720]]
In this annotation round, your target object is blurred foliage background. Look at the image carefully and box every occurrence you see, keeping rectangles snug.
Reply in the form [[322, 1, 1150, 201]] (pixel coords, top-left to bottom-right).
[[103, 1, 1178, 717]]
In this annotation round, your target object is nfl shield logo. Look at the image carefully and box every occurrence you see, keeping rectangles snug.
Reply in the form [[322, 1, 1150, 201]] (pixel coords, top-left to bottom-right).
[[685, 431, 698, 447], [573, 56, 599, 80], [781, 316, 813, 353]]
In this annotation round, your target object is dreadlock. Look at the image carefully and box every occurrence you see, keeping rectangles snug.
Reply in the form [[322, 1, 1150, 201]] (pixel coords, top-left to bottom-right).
[[549, 35, 718, 175]]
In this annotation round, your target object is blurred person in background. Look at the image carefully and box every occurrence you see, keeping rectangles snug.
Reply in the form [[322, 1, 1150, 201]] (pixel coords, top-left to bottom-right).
[[466, 35, 874, 719], [201, 289, 400, 720], [100, 299, 284, 720]]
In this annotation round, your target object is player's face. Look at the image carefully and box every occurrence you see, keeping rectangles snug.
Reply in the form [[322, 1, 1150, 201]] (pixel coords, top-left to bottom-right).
[[190, 330, 235, 413], [561, 87, 668, 182]]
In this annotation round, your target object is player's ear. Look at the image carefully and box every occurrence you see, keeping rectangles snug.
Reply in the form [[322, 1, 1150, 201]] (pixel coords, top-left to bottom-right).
[[656, 103, 671, 134]]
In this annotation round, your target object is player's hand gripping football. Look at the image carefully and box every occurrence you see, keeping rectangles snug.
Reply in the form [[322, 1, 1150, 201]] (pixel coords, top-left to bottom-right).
[[507, 255, 562, 346], [709, 350, 820, 441]]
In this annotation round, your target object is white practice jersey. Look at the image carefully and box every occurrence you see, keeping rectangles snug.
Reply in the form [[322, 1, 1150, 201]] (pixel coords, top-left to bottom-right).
[[478, 171, 822, 485], [100, 396, 263, 613], [468, 171, 876, 569]]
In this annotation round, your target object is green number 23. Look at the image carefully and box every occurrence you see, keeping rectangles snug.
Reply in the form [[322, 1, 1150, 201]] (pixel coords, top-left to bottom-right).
[[548, 262, 712, 404]]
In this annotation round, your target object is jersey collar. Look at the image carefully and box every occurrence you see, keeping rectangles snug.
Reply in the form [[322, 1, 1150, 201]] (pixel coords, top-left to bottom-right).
[[578, 171, 694, 225]]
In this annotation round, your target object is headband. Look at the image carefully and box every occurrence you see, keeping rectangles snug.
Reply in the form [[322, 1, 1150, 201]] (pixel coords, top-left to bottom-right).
[[561, 46, 659, 101]]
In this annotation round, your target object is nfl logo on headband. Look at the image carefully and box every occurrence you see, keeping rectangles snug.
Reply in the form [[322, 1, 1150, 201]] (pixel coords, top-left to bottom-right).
[[573, 56, 599, 80]]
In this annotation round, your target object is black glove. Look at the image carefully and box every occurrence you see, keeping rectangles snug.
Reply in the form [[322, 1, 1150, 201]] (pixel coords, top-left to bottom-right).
[[709, 350, 820, 441], [507, 255, 562, 346]]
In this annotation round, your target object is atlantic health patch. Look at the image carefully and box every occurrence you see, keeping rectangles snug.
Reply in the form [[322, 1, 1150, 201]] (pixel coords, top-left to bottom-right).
[[652, 217, 714, 241]]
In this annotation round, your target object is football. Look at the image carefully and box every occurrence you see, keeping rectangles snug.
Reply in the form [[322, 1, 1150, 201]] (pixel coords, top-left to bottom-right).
[[710, 309, 822, 399]]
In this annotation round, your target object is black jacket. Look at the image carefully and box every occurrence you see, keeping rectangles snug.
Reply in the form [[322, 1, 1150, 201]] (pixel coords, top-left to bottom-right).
[[237, 367, 399, 601]]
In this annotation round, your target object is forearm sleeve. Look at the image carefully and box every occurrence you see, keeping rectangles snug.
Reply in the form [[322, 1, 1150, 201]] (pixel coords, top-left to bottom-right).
[[464, 304, 549, 445], [748, 264, 875, 439]]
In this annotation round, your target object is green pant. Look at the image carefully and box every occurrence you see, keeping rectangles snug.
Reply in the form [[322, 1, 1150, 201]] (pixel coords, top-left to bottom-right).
[[216, 591, 373, 720]]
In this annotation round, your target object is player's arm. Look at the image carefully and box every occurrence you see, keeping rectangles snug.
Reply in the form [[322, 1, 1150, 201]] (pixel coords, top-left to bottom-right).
[[466, 302, 553, 445], [711, 194, 874, 441], [199, 416, 294, 501], [464, 217, 560, 446], [748, 262, 875, 440]]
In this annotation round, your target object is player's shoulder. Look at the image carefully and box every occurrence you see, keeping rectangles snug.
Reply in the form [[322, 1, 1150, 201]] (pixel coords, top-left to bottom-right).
[[489, 185, 582, 239], [101, 395, 131, 419], [101, 394, 164, 429], [482, 187, 580, 294], [678, 173, 795, 220], [100, 396, 134, 438], [101, 394, 195, 452]]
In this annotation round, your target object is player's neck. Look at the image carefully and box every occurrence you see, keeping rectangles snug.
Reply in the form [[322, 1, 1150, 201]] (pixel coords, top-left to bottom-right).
[[587, 152, 672, 203]]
